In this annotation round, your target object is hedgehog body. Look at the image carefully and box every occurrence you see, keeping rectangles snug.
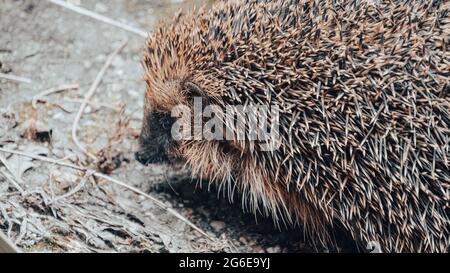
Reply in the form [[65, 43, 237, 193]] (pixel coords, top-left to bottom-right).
[[137, 0, 450, 252]]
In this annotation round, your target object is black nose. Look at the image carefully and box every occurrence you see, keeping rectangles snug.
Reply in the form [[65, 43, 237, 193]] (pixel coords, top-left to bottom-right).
[[135, 150, 150, 166]]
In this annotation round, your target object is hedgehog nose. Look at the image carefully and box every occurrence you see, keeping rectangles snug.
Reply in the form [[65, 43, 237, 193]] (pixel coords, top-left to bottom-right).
[[135, 150, 150, 166]]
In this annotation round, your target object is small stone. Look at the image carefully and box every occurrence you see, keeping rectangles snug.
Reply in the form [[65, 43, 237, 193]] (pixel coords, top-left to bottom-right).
[[238, 236, 248, 245], [210, 221, 226, 232], [138, 195, 146, 201]]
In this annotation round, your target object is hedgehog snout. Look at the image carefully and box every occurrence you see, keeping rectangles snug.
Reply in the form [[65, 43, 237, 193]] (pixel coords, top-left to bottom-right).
[[135, 111, 176, 165], [135, 150, 151, 166], [135, 134, 172, 165], [134, 147, 168, 166]]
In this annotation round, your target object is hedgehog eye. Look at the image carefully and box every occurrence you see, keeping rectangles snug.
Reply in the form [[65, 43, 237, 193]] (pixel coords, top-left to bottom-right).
[[184, 81, 211, 107], [184, 81, 207, 98]]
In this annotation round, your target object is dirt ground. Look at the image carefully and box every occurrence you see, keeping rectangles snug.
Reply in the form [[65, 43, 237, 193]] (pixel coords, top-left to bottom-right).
[[0, 0, 326, 253]]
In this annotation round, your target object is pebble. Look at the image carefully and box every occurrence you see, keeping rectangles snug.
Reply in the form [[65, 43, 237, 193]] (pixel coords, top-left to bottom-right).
[[210, 221, 226, 232], [238, 236, 248, 245]]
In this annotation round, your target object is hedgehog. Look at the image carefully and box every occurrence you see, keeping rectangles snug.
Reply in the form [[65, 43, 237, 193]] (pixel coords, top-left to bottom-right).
[[135, 0, 450, 252]]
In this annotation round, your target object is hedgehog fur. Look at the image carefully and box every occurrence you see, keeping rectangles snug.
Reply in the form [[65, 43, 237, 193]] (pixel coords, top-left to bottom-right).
[[138, 0, 450, 252]]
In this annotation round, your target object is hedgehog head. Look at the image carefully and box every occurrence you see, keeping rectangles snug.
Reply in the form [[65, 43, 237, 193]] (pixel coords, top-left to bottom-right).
[[137, 9, 232, 165], [135, 77, 232, 167], [135, 67, 249, 185]]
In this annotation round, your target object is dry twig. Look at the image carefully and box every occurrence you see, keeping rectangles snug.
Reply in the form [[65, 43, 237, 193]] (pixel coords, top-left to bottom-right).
[[32, 84, 80, 109], [49, 170, 94, 204], [0, 72, 32, 84], [48, 0, 147, 37], [0, 170, 25, 195]]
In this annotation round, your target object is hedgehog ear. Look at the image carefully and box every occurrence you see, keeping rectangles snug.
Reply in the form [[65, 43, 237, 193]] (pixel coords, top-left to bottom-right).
[[184, 81, 208, 99]]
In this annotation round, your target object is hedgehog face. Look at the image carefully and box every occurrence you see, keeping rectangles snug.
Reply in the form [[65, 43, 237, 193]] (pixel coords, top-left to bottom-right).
[[135, 79, 231, 165], [135, 79, 242, 184], [135, 80, 185, 166], [135, 111, 176, 165]]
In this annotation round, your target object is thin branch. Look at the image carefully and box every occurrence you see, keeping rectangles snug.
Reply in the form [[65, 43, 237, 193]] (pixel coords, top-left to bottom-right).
[[72, 40, 127, 162], [48, 0, 147, 37], [32, 84, 80, 109], [49, 170, 94, 204], [0, 170, 25, 195], [15, 218, 28, 245], [0, 147, 215, 242], [0, 72, 32, 84]]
